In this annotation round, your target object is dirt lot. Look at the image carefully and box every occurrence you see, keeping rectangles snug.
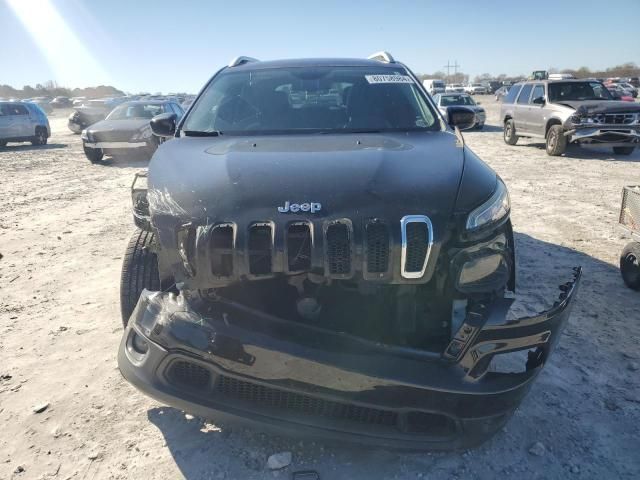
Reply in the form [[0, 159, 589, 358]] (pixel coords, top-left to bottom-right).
[[1, 100, 639, 480]]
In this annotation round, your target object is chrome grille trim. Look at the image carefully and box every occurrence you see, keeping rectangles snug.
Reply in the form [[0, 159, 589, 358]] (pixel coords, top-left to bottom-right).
[[400, 215, 433, 279]]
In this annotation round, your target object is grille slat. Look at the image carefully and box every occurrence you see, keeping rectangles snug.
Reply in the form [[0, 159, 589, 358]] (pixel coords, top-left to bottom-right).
[[248, 224, 273, 275], [211, 224, 234, 276], [216, 375, 398, 427], [366, 221, 390, 274], [326, 223, 351, 275], [287, 223, 312, 271]]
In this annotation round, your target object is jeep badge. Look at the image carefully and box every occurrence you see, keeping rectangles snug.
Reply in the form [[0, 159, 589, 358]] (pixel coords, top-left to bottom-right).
[[278, 201, 321, 213]]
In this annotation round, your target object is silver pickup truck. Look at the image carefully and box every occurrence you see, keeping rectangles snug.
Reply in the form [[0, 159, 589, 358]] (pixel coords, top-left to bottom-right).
[[500, 79, 640, 156]]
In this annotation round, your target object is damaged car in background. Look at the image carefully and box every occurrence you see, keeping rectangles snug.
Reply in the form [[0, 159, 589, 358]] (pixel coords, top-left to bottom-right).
[[501, 79, 640, 156], [117, 53, 581, 449], [81, 100, 184, 163]]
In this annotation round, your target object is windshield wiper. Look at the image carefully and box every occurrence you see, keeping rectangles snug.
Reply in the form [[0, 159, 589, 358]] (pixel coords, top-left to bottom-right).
[[183, 130, 222, 137]]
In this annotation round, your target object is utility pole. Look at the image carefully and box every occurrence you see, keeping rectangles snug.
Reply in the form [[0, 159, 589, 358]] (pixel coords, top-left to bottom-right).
[[443, 60, 460, 82]]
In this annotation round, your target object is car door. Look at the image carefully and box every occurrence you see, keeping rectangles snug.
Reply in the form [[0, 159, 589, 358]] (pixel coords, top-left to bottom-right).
[[527, 84, 547, 136], [13, 104, 31, 137], [514, 83, 533, 132]]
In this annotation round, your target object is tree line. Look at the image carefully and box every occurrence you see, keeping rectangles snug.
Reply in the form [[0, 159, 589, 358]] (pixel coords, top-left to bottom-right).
[[419, 62, 640, 84], [0, 80, 124, 100]]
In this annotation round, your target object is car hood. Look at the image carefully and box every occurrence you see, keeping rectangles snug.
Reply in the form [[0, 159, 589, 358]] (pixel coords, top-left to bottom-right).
[[87, 118, 149, 133], [148, 131, 473, 239], [554, 100, 640, 114]]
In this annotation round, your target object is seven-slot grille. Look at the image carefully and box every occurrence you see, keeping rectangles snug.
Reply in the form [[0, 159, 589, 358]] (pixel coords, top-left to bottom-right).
[[591, 113, 639, 125], [195, 216, 432, 280]]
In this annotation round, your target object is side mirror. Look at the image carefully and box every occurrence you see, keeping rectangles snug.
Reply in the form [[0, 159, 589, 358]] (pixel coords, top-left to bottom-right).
[[447, 106, 476, 131], [532, 96, 545, 105], [150, 112, 177, 137]]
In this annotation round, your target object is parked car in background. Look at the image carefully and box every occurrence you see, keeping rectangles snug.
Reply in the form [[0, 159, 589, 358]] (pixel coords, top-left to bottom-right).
[[482, 81, 502, 94], [445, 83, 464, 93], [68, 98, 127, 133], [629, 77, 640, 88], [23, 98, 53, 114], [501, 79, 640, 156], [616, 82, 638, 98], [464, 83, 487, 95], [433, 92, 486, 129], [0, 101, 50, 147], [495, 86, 510, 101], [81, 100, 184, 162], [422, 78, 446, 95], [50, 96, 72, 108], [606, 85, 635, 102]]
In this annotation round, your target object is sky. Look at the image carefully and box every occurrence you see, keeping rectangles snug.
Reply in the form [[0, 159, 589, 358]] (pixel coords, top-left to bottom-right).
[[1, 0, 639, 93]]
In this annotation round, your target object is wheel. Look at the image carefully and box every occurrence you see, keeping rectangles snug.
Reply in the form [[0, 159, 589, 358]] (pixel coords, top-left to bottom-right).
[[31, 127, 47, 146], [475, 123, 484, 130], [620, 241, 640, 290], [503, 119, 518, 145], [84, 145, 104, 163], [613, 146, 635, 156], [545, 125, 566, 156], [120, 229, 161, 327]]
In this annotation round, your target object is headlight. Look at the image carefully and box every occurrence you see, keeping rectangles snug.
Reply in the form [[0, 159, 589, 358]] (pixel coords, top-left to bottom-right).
[[466, 178, 510, 230], [81, 129, 89, 140], [132, 127, 152, 141]]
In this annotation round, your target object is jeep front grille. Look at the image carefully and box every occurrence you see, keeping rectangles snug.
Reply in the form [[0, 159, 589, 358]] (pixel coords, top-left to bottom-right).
[[203, 216, 433, 281]]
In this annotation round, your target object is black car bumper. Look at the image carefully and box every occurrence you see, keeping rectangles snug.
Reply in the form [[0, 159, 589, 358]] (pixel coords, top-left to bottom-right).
[[118, 268, 581, 450]]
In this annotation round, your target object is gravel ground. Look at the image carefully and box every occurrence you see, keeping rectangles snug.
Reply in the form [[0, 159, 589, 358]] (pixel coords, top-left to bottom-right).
[[1, 100, 639, 480]]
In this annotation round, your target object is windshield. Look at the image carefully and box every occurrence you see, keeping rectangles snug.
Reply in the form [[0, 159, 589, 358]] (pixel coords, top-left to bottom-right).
[[183, 66, 439, 135], [440, 95, 475, 106], [548, 82, 612, 102], [107, 103, 165, 120]]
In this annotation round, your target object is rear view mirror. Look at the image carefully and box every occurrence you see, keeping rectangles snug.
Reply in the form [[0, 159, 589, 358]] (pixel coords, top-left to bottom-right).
[[447, 106, 476, 131], [150, 112, 177, 137], [532, 96, 545, 105]]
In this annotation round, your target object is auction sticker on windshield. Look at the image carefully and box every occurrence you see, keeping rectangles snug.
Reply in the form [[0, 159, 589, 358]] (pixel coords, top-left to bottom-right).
[[365, 75, 414, 84]]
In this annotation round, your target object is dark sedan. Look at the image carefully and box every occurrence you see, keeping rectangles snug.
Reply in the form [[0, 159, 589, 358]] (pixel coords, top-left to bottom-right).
[[81, 100, 184, 163]]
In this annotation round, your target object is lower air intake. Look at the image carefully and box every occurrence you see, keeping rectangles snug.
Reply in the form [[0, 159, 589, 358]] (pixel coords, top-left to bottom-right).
[[166, 360, 211, 390], [216, 375, 398, 427]]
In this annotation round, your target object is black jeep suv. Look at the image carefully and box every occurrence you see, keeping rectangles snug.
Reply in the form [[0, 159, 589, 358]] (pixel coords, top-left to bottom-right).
[[118, 53, 581, 449]]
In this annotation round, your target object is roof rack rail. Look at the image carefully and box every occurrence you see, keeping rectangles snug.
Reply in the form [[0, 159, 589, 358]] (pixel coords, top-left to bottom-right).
[[228, 56, 259, 68], [367, 51, 395, 63]]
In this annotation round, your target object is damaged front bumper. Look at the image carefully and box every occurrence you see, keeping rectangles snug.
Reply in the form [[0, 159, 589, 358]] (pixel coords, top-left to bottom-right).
[[565, 126, 640, 147], [118, 268, 581, 450]]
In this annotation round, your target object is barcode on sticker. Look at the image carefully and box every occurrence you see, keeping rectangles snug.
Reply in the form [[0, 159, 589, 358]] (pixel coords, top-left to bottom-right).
[[365, 75, 414, 84]]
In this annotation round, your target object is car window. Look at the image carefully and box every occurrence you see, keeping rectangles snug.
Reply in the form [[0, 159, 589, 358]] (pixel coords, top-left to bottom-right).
[[183, 66, 439, 134], [503, 85, 521, 103], [517, 84, 533, 104], [548, 82, 612, 102], [172, 103, 184, 117], [106, 103, 164, 120], [530, 84, 545, 103], [432, 94, 440, 103], [440, 95, 475, 106]]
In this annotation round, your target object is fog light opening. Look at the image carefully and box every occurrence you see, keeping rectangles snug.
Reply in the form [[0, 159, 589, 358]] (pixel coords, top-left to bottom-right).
[[129, 330, 149, 356]]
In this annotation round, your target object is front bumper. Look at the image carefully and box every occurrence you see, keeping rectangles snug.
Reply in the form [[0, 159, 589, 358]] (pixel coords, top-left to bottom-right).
[[118, 268, 581, 449], [84, 140, 149, 149], [566, 126, 640, 147]]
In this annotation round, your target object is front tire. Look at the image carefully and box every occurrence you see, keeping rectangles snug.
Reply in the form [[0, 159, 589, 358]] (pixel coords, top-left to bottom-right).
[[503, 119, 518, 145], [613, 146, 635, 156], [31, 127, 47, 146], [120, 229, 161, 327], [84, 145, 104, 163], [620, 242, 640, 291], [545, 125, 566, 156]]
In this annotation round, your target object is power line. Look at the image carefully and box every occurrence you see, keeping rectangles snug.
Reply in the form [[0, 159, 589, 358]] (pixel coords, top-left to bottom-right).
[[443, 60, 460, 81]]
